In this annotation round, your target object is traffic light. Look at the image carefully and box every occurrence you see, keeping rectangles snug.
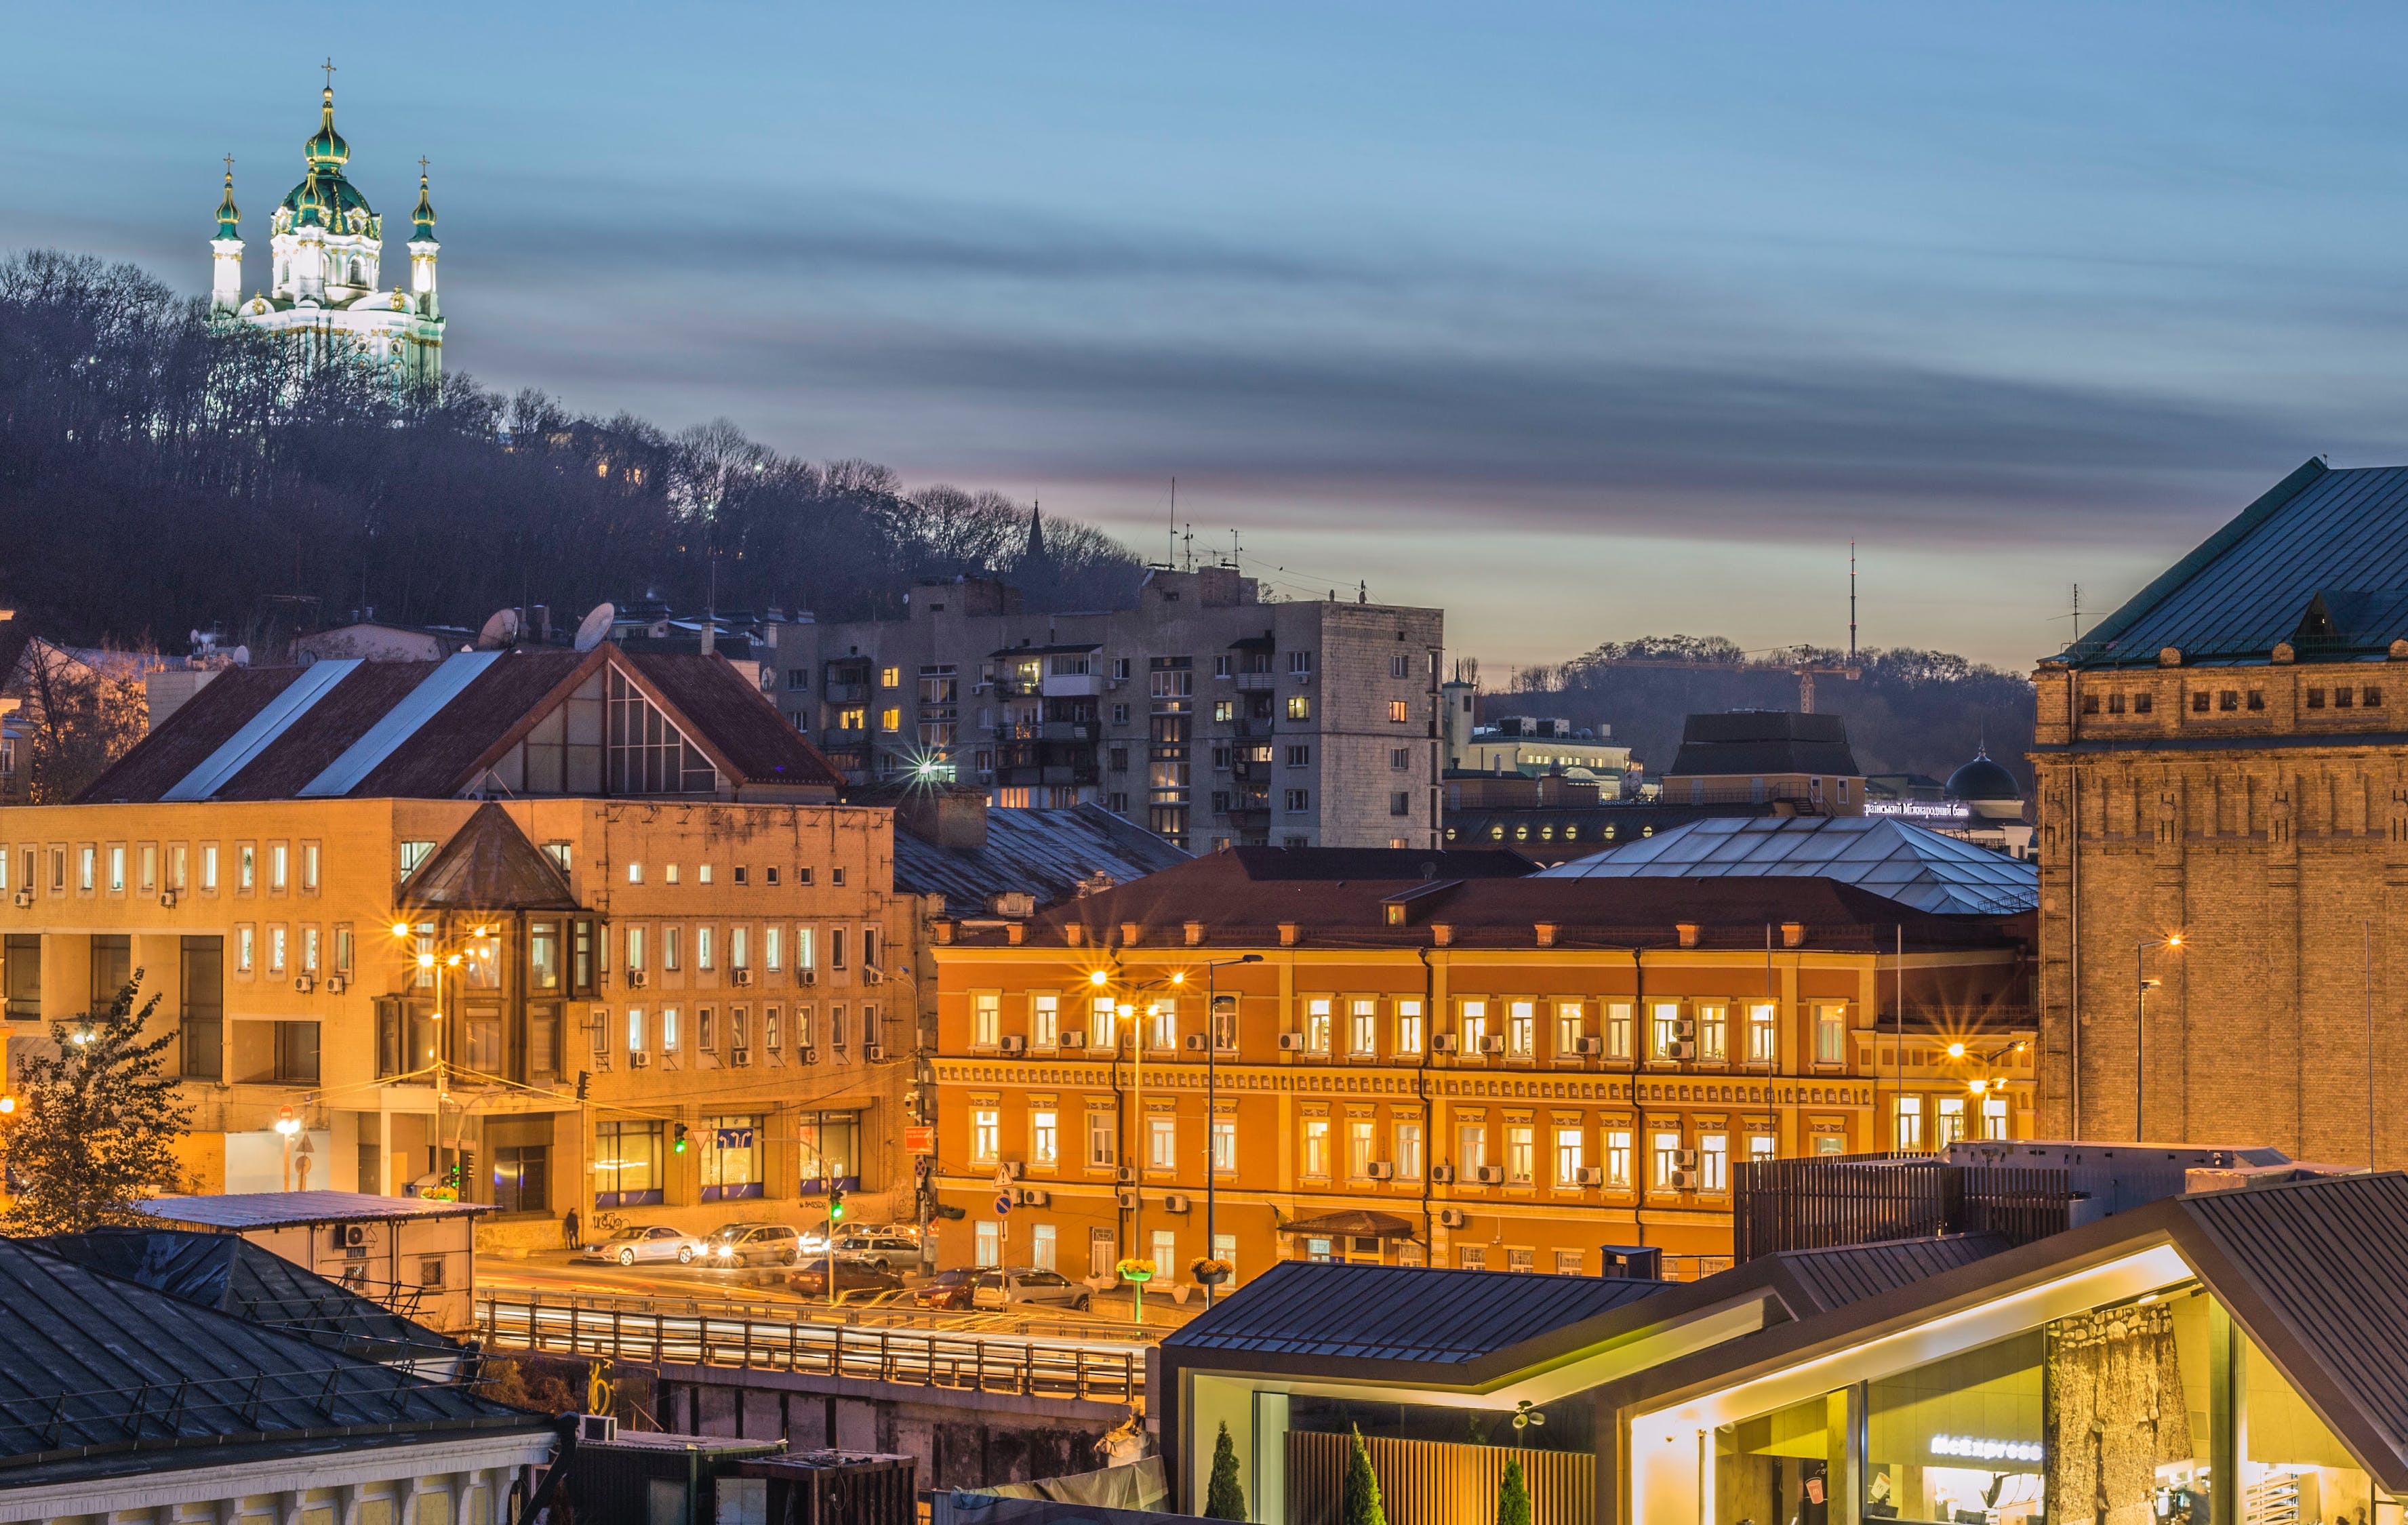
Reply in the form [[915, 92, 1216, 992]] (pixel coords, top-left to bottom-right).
[[673, 1123, 689, 1154], [828, 1185, 847, 1222], [575, 1071, 590, 1101]]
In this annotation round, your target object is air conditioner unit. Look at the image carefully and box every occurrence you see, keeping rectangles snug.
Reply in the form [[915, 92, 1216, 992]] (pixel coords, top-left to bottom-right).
[[1674, 1148, 1700, 1169], [1478, 1035, 1506, 1055], [1474, 1164, 1505, 1185], [801, 1046, 820, 1065], [334, 1224, 367, 1250], [1666, 1040, 1696, 1061], [1668, 1168, 1700, 1190], [625, 969, 649, 990], [1576, 1166, 1605, 1187], [1060, 1031, 1087, 1049], [9, 889, 28, 909], [1017, 1188, 1049, 1207], [1429, 1164, 1456, 1184], [1163, 1194, 1191, 1213], [578, 1415, 619, 1444], [1367, 1162, 1396, 1181], [628, 1051, 651, 1068], [292, 974, 314, 993], [1184, 1034, 1207, 1052], [1277, 1033, 1305, 1051], [159, 889, 178, 909], [865, 1044, 887, 1061], [324, 975, 346, 994], [1001, 1035, 1026, 1055], [731, 1047, 752, 1067], [1674, 1017, 1698, 1041], [1575, 1036, 1603, 1056], [864, 967, 883, 985], [801, 969, 818, 985], [1431, 1034, 1459, 1053], [1437, 1207, 1468, 1229], [1115, 1190, 1140, 1210], [732, 968, 753, 986], [1003, 1161, 1027, 1179]]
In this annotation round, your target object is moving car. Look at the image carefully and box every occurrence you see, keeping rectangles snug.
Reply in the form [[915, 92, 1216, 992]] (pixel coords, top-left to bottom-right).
[[908, 1267, 980, 1310], [832, 1231, 923, 1271], [785, 1261, 904, 1299], [586, 1225, 708, 1266], [704, 1223, 803, 1267], [971, 1267, 1092, 1312]]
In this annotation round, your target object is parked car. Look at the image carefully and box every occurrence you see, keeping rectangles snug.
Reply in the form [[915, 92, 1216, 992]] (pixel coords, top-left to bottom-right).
[[785, 1261, 904, 1298], [909, 1267, 981, 1309], [971, 1267, 1092, 1312], [586, 1225, 708, 1266], [832, 1231, 923, 1271], [704, 1223, 803, 1267]]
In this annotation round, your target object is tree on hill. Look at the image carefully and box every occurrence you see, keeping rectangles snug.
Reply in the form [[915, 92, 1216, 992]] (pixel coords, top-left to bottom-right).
[[2, 976, 194, 1234], [1342, 1425, 1386, 1525], [1203, 1420, 1247, 1520]]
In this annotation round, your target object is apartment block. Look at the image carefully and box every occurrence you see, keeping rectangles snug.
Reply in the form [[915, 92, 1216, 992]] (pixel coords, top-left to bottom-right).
[[764, 569, 1444, 851]]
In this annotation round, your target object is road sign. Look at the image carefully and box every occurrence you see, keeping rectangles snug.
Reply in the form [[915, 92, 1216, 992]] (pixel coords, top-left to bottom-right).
[[905, 1125, 935, 1155], [994, 1194, 1014, 1216], [992, 1164, 1015, 1192]]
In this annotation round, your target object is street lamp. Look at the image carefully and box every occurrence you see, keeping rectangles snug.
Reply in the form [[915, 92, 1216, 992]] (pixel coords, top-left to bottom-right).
[[1199, 954, 1262, 1308], [2135, 933, 2184, 1141], [1093, 963, 1191, 1327]]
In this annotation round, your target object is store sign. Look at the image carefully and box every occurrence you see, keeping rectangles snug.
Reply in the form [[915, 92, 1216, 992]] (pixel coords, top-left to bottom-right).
[[1866, 800, 1973, 824], [905, 1125, 936, 1155], [1930, 1434, 2042, 1463]]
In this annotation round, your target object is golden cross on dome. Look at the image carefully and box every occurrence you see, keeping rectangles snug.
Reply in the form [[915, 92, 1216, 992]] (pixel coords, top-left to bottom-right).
[[419, 156, 430, 176], [222, 153, 235, 176], [321, 58, 337, 88]]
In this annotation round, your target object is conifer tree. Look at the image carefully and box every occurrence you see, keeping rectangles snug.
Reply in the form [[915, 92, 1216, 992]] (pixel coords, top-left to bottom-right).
[[1203, 1420, 1247, 1520], [3, 977, 193, 1234], [1341, 1425, 1385, 1525], [1496, 1455, 1533, 1525]]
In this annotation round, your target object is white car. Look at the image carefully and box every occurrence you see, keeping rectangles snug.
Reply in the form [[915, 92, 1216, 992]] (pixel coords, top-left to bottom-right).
[[586, 1225, 708, 1266]]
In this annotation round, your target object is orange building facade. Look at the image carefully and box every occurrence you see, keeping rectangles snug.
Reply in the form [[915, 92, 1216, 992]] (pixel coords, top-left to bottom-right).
[[927, 849, 2036, 1292]]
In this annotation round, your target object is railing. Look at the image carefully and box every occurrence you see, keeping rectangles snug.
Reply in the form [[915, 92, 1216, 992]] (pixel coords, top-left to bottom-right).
[[475, 1292, 1146, 1402], [1732, 1151, 2074, 1261]]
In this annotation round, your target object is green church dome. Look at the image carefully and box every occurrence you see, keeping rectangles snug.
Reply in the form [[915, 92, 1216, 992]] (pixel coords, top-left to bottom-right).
[[304, 86, 348, 171], [277, 85, 376, 230]]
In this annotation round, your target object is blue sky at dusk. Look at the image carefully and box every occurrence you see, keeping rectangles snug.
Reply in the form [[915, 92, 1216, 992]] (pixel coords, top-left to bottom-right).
[[11, 3, 2408, 670]]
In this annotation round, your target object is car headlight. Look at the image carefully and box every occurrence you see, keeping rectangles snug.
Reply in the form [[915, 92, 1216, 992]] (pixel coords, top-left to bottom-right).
[[715, 1244, 734, 1257]]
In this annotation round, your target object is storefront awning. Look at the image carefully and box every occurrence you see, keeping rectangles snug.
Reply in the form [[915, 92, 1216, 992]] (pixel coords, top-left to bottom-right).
[[1278, 1209, 1418, 1240]]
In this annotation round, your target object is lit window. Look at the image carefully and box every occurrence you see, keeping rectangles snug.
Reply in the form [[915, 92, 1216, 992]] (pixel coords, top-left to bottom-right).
[[765, 927, 782, 971], [1507, 999, 1536, 1057], [1605, 1001, 1633, 1059], [880, 666, 901, 689], [1348, 998, 1377, 1055], [1031, 992, 1059, 1047], [974, 1221, 1001, 1268], [1653, 1131, 1683, 1185], [1388, 699, 1409, 723], [1304, 997, 1331, 1053], [1700, 1133, 1729, 1192], [1459, 998, 1489, 1053], [1457, 1124, 1487, 1175], [1394, 998, 1424, 1055], [1813, 1002, 1847, 1063], [1394, 1122, 1423, 1179], [1031, 1110, 1058, 1166], [1505, 1124, 1534, 1183], [666, 863, 680, 884], [626, 1009, 646, 1051], [971, 1108, 999, 1162], [627, 862, 643, 884], [1606, 1129, 1632, 1187], [270, 842, 287, 891], [1748, 1133, 1777, 1163], [1697, 1001, 1727, 1061], [972, 992, 1001, 1046], [695, 926, 713, 971], [268, 925, 287, 975], [1937, 1095, 1967, 1145], [625, 925, 646, 971], [1650, 1000, 1683, 1057], [237, 924, 254, 973], [1286, 695, 1312, 721], [1212, 1118, 1237, 1173], [1747, 1002, 1778, 1062], [1554, 1127, 1584, 1185], [1982, 1095, 2010, 1139], [1554, 1001, 1584, 1057], [107, 845, 125, 894], [1895, 1094, 1925, 1150], [1087, 1109, 1117, 1166], [1302, 1119, 1330, 1177], [1148, 1116, 1178, 1170]]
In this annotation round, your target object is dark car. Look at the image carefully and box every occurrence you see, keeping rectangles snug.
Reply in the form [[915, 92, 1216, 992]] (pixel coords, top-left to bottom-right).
[[786, 1261, 904, 1299], [910, 1267, 980, 1309]]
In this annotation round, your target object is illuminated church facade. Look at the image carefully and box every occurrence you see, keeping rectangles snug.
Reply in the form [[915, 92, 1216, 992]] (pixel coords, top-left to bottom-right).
[[211, 77, 445, 388]]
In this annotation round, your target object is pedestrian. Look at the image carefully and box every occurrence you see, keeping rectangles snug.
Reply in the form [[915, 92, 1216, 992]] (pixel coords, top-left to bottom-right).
[[561, 1206, 580, 1250]]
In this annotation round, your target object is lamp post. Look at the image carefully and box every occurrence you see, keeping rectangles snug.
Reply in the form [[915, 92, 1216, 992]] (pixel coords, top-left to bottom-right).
[[1090, 964, 1190, 1327], [2135, 933, 2184, 1142], [1199, 954, 1262, 1308]]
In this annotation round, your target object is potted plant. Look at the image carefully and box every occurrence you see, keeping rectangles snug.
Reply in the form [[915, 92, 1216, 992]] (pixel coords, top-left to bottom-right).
[[1191, 1256, 1233, 1286], [1115, 1256, 1158, 1283]]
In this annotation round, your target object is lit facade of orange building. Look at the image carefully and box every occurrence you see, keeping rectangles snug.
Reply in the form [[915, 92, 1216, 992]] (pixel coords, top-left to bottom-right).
[[928, 842, 2036, 1290]]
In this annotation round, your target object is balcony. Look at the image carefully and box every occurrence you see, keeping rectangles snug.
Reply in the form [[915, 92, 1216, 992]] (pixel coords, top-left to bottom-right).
[[1233, 671, 1279, 692], [822, 681, 870, 705], [1041, 674, 1105, 698]]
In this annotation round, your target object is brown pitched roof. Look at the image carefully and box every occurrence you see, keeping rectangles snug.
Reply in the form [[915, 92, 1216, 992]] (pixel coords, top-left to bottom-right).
[[624, 653, 843, 790], [80, 667, 306, 802], [399, 803, 580, 911]]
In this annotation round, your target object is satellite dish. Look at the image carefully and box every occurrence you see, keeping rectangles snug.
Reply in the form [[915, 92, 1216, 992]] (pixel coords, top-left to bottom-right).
[[475, 607, 521, 650], [230, 645, 250, 667], [573, 602, 616, 653]]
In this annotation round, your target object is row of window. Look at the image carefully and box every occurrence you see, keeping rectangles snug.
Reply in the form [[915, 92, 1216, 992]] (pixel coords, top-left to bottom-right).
[[968, 1221, 1226, 1280], [593, 1112, 860, 1206], [0, 839, 319, 899], [605, 1002, 877, 1056], [228, 921, 357, 979], [965, 992, 1858, 1065], [618, 922, 873, 975], [2083, 685, 2388, 716], [620, 859, 831, 888]]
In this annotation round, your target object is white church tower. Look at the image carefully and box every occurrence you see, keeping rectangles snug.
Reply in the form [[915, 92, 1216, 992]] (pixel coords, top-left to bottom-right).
[[215, 69, 445, 389]]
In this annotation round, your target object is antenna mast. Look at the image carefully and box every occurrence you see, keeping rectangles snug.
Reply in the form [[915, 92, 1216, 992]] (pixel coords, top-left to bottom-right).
[[1168, 477, 1177, 567], [1849, 542, 1858, 662]]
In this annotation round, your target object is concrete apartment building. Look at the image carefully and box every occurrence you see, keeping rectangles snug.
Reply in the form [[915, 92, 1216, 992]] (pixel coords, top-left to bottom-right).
[[763, 567, 1445, 852], [0, 643, 917, 1240], [2033, 457, 2408, 1158]]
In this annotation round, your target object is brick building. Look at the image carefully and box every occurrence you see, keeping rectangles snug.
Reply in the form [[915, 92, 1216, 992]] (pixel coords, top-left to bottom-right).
[[0, 643, 916, 1238], [2032, 458, 2408, 1156], [926, 827, 2035, 1291]]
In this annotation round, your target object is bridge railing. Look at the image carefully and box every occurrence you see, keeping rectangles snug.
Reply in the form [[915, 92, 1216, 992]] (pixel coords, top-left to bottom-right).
[[475, 1293, 1145, 1402]]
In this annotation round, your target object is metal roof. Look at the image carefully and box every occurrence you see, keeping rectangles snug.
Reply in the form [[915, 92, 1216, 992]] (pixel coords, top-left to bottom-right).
[[1533, 815, 2037, 916], [891, 804, 1189, 910], [1162, 1259, 1672, 1364], [2066, 460, 2408, 668], [1666, 712, 1862, 779], [399, 802, 580, 912], [1767, 1234, 2009, 1313], [139, 1190, 496, 1230]]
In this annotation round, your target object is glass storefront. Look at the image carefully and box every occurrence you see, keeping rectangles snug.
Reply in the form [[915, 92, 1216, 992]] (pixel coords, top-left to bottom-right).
[[797, 1112, 860, 1192], [702, 1114, 763, 1201], [594, 1119, 663, 1206], [1712, 1284, 2388, 1525]]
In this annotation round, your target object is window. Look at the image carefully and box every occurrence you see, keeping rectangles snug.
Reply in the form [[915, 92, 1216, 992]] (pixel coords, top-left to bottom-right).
[[1344, 1119, 1375, 1178], [201, 843, 218, 892], [177, 936, 219, 1078], [78, 845, 95, 893], [1457, 1123, 1487, 1175], [334, 924, 353, 978], [1285, 744, 1311, 767], [1506, 999, 1536, 1057], [764, 926, 782, 971], [1554, 1127, 1584, 1185], [1653, 1130, 1683, 1186], [1982, 1095, 2010, 1139], [1606, 1128, 1632, 1187], [830, 927, 846, 969], [626, 1007, 646, 1053], [1032, 1110, 1058, 1166], [1700, 1133, 1729, 1192], [607, 668, 717, 793], [107, 845, 125, 894], [1814, 1002, 1847, 1063], [1284, 788, 1310, 813], [1302, 1119, 1331, 1177], [1937, 1095, 1967, 1145], [2218, 689, 2239, 712], [169, 843, 186, 891], [625, 924, 646, 973], [1554, 1002, 1584, 1057], [1286, 696, 1311, 721], [1211, 994, 1238, 1052], [1388, 699, 1409, 723], [1895, 1094, 1925, 1150], [1749, 1133, 1777, 1162], [302, 926, 319, 973], [796, 926, 815, 972], [301, 841, 319, 893], [1087, 1109, 1117, 1167], [662, 1006, 680, 1053], [236, 924, 254, 975], [1347, 998, 1377, 1055], [766, 1006, 782, 1051], [1747, 1002, 1778, 1062], [269, 842, 287, 892], [700, 863, 715, 885], [593, 1120, 664, 1206], [1505, 1124, 1534, 1183], [1304, 996, 1331, 1053], [2190, 690, 2210, 713], [973, 992, 1001, 1047], [1389, 791, 1411, 815], [1390, 747, 1409, 770], [974, 1221, 1002, 1268], [1091, 995, 1117, 1049], [1605, 1001, 1633, 1059], [1459, 1245, 1487, 1271], [1697, 1000, 1728, 1061], [1650, 1000, 1683, 1057], [729, 927, 747, 970], [1459, 998, 1489, 1053], [971, 1108, 1000, 1162], [663, 926, 681, 972], [1211, 1117, 1237, 1173], [1395, 1122, 1424, 1179], [1032, 992, 1059, 1047], [1394, 998, 1424, 1055], [2135, 691, 2154, 713], [1031, 1222, 1058, 1272], [1149, 1115, 1178, 1170], [1288, 650, 1312, 675]]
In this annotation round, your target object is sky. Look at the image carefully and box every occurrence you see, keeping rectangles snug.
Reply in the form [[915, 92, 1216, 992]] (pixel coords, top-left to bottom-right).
[[11, 3, 2408, 672]]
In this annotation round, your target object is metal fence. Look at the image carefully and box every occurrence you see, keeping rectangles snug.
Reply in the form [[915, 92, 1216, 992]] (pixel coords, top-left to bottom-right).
[[1732, 1151, 2075, 1261], [475, 1293, 1144, 1402]]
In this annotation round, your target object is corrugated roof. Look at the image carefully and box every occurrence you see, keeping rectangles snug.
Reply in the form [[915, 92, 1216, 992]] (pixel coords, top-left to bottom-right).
[[1162, 1259, 1672, 1364], [140, 1190, 495, 1229], [2067, 460, 2408, 668], [1767, 1234, 2009, 1314], [893, 805, 1189, 910], [81, 667, 306, 802], [1534, 816, 2037, 916]]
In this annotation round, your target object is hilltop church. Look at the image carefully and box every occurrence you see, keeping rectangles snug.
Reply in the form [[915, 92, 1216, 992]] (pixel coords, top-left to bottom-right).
[[210, 70, 445, 388]]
